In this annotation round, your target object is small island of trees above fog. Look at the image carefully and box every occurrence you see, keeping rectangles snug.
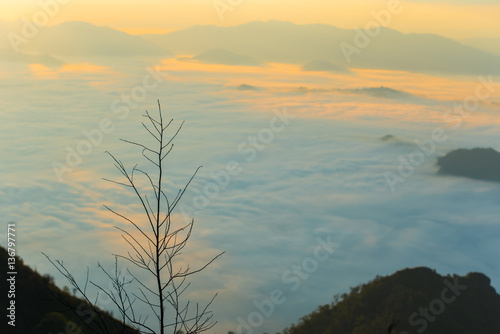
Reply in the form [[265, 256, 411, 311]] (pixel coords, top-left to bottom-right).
[[437, 147, 500, 182]]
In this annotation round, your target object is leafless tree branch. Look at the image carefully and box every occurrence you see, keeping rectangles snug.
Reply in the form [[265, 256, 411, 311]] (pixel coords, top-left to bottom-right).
[[45, 100, 223, 334]]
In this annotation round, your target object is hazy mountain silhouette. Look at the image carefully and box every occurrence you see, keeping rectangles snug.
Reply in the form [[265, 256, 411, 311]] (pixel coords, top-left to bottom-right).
[[18, 21, 170, 57], [0, 246, 139, 333], [143, 20, 332, 63], [437, 147, 500, 182], [3, 20, 498, 73], [193, 48, 263, 66], [301, 59, 350, 73], [339, 86, 422, 101], [379, 134, 404, 144], [461, 37, 500, 56], [0, 48, 64, 67], [236, 84, 261, 91], [282, 267, 500, 334], [144, 20, 500, 75]]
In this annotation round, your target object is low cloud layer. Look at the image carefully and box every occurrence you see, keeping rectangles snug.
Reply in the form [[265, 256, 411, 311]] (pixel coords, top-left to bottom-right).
[[1, 58, 500, 333]]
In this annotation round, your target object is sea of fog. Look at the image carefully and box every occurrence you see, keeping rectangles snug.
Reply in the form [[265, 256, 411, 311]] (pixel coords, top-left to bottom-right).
[[1, 58, 499, 333]]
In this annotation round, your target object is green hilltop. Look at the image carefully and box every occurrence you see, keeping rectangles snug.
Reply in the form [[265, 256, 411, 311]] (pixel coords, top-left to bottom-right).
[[282, 267, 500, 334]]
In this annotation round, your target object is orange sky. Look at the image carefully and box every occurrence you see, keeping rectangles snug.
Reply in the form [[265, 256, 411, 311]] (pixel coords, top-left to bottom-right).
[[0, 0, 499, 39]]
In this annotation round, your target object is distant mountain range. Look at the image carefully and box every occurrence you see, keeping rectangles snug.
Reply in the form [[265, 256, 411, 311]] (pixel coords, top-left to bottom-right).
[[282, 267, 500, 334], [461, 37, 500, 56], [143, 20, 500, 75], [20, 21, 170, 57], [340, 86, 417, 100], [1, 20, 499, 75], [193, 48, 263, 66]]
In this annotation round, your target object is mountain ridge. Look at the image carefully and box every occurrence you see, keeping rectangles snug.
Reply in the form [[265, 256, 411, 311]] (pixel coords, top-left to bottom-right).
[[1, 20, 499, 74], [143, 20, 500, 75], [6, 20, 171, 57], [282, 266, 500, 334]]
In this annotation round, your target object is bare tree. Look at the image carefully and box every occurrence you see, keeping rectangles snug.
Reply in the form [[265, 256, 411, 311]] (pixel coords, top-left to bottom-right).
[[45, 100, 224, 334]]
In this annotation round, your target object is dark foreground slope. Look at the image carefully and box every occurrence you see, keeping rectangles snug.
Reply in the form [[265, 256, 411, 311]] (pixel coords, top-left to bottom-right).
[[282, 267, 500, 334], [0, 246, 139, 334]]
